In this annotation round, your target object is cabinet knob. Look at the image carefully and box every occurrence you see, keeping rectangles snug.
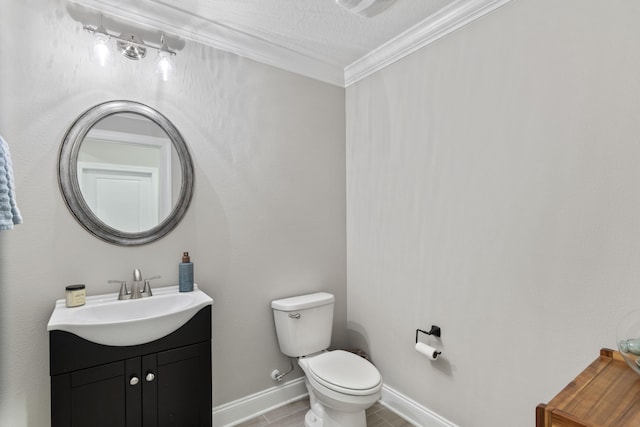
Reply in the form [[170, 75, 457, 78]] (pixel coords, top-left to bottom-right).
[[129, 376, 139, 386], [146, 372, 156, 382]]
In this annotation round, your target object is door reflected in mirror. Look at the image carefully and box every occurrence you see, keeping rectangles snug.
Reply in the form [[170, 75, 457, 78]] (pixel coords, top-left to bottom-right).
[[78, 114, 182, 233]]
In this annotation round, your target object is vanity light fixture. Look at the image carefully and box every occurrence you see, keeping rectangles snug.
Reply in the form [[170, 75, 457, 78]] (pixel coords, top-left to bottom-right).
[[156, 34, 174, 82], [83, 15, 176, 80], [117, 33, 147, 60], [91, 16, 111, 66]]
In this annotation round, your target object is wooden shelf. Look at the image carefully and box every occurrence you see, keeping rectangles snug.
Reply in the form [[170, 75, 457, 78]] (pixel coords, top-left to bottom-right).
[[537, 348, 640, 427]]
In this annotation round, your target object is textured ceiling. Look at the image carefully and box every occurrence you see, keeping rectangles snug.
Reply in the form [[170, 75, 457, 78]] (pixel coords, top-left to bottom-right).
[[149, 0, 451, 67]]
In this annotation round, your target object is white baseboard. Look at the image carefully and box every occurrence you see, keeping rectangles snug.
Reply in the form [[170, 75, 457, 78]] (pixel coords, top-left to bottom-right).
[[212, 377, 308, 427], [212, 379, 455, 427], [380, 384, 458, 427]]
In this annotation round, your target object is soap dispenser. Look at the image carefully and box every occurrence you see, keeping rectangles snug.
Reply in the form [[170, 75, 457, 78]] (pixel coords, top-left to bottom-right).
[[179, 251, 194, 292]]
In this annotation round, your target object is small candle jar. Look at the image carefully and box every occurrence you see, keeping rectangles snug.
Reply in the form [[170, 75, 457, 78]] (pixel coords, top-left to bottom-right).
[[65, 284, 86, 308]]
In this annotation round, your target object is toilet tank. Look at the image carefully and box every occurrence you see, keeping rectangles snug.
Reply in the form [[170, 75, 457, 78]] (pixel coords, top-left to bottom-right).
[[271, 292, 335, 357]]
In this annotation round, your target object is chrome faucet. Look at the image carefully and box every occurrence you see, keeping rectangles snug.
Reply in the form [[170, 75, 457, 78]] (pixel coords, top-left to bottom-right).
[[131, 268, 143, 299], [109, 269, 160, 300]]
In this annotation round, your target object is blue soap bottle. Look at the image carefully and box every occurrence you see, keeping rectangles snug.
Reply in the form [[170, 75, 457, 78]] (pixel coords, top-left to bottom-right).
[[179, 251, 194, 292]]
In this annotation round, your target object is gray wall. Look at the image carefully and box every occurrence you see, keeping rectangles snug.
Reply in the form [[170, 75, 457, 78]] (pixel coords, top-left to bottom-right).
[[0, 0, 346, 425], [346, 0, 640, 425]]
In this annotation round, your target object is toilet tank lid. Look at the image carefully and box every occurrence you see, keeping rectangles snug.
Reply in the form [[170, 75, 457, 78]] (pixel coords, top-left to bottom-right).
[[271, 292, 335, 311]]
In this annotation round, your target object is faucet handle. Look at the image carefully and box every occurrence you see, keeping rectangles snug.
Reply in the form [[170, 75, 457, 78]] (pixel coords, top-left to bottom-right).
[[141, 275, 160, 297], [142, 280, 152, 297], [108, 280, 129, 300]]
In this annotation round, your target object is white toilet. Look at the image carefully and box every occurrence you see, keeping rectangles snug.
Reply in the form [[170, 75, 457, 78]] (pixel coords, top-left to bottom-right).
[[271, 292, 382, 427]]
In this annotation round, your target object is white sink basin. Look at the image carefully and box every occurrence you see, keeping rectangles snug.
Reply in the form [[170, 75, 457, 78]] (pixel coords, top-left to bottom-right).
[[47, 285, 213, 346]]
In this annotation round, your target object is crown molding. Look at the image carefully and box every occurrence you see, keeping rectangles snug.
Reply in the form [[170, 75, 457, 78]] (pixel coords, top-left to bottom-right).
[[344, 0, 515, 86]]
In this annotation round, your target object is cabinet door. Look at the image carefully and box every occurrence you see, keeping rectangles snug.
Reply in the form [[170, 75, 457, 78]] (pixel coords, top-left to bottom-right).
[[143, 342, 212, 427], [71, 361, 126, 427], [51, 358, 142, 427]]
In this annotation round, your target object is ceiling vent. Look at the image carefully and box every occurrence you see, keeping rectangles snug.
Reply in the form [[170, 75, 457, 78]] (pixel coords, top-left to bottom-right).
[[335, 0, 397, 17]]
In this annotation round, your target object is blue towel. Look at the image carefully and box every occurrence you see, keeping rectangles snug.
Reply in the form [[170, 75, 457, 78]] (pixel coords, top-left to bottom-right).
[[0, 134, 22, 230]]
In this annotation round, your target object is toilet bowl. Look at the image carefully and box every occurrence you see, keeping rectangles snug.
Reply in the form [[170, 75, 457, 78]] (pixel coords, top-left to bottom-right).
[[300, 350, 382, 427], [271, 293, 382, 427]]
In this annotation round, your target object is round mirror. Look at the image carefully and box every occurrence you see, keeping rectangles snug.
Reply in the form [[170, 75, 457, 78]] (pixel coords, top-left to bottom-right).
[[58, 100, 194, 245]]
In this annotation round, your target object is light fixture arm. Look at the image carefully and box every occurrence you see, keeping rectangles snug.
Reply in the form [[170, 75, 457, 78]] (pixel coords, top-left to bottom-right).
[[83, 25, 176, 57]]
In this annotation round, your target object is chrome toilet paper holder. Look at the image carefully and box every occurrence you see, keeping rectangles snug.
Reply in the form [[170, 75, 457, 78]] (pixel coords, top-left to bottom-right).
[[415, 325, 441, 343]]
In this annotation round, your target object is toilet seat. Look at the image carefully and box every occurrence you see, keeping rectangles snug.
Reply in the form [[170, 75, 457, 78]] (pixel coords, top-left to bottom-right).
[[307, 350, 382, 396]]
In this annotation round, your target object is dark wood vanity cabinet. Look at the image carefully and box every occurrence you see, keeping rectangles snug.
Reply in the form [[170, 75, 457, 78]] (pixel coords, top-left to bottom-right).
[[50, 306, 212, 427]]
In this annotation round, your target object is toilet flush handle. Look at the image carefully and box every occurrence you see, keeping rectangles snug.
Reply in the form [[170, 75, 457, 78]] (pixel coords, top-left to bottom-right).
[[288, 313, 301, 319]]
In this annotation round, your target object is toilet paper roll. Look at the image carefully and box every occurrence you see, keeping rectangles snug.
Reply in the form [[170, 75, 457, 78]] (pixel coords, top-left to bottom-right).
[[415, 342, 440, 360]]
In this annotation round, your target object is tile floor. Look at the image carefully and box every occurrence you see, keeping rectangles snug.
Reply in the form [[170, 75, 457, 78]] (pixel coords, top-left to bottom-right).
[[234, 398, 415, 427]]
